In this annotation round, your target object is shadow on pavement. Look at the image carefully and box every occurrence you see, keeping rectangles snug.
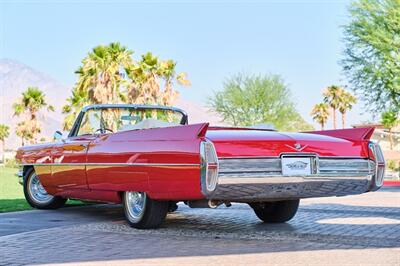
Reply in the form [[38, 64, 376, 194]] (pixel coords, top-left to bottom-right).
[[1, 192, 400, 265]]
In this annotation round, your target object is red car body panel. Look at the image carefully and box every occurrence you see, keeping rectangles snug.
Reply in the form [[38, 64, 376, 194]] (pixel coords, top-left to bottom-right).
[[16, 124, 209, 203], [16, 121, 376, 203], [206, 127, 371, 158]]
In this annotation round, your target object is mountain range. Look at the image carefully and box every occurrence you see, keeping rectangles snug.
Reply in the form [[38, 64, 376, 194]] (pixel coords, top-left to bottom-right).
[[0, 59, 225, 150]]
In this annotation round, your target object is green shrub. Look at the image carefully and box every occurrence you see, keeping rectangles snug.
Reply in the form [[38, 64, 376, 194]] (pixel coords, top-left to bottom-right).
[[387, 160, 400, 172]]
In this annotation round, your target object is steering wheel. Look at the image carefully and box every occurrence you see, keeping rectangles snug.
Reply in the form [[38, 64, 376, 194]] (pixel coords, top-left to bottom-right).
[[94, 128, 114, 134]]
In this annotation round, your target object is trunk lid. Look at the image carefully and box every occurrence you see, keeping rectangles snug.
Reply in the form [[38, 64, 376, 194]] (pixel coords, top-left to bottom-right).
[[205, 127, 371, 158]]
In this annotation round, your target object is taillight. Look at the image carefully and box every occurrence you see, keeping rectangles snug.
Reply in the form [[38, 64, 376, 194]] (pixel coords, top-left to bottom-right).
[[368, 141, 386, 190], [200, 140, 219, 195]]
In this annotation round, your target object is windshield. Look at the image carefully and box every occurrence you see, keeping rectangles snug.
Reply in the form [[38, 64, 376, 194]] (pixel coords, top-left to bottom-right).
[[74, 107, 186, 136]]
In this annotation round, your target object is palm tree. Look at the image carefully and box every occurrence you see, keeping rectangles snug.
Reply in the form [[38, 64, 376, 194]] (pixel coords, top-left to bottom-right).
[[311, 103, 330, 130], [62, 88, 90, 130], [13, 87, 54, 120], [381, 110, 398, 150], [13, 87, 54, 143], [76, 42, 133, 104], [126, 52, 190, 107], [338, 91, 357, 129], [323, 85, 343, 129], [0, 124, 10, 163]]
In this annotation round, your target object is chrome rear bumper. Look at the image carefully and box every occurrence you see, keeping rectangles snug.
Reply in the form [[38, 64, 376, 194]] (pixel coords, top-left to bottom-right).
[[209, 174, 372, 202], [206, 156, 381, 202]]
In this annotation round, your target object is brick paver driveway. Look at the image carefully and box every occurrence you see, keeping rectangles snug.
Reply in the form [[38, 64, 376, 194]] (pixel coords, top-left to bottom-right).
[[1, 188, 399, 266]]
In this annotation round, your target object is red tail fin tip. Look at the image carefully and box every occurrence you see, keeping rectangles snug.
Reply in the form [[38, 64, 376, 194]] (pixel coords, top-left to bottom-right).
[[305, 127, 375, 142]]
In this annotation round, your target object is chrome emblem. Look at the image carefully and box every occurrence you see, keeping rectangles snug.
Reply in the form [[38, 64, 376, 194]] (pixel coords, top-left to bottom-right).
[[285, 143, 307, 152], [286, 161, 308, 170]]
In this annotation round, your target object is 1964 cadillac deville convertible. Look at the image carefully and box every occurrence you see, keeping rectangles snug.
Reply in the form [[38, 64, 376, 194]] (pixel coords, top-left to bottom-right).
[[16, 104, 385, 229]]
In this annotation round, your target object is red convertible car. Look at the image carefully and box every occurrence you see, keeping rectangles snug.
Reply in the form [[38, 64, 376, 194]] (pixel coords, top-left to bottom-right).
[[16, 104, 385, 229]]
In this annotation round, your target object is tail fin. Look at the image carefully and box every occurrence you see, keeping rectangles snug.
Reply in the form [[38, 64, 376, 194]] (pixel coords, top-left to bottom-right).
[[305, 127, 375, 142], [115, 122, 209, 141]]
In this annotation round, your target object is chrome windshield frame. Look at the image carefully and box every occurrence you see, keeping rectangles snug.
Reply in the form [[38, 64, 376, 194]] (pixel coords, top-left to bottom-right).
[[69, 104, 188, 137]]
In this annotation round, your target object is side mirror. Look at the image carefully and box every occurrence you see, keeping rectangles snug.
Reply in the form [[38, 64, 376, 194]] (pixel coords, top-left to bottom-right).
[[53, 131, 63, 141]]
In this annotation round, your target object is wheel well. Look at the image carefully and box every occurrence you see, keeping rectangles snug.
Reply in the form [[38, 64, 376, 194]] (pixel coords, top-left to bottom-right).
[[23, 165, 33, 177], [117, 191, 124, 202]]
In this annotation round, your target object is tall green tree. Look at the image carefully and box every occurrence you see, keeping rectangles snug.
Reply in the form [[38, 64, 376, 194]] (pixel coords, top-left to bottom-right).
[[338, 91, 357, 128], [208, 74, 313, 131], [323, 85, 343, 129], [311, 103, 330, 130], [381, 110, 398, 150], [0, 124, 10, 163], [13, 87, 54, 144], [342, 0, 400, 112]]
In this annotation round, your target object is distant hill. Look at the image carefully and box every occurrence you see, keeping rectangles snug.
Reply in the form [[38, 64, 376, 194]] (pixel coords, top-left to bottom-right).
[[0, 59, 225, 150], [0, 59, 70, 149]]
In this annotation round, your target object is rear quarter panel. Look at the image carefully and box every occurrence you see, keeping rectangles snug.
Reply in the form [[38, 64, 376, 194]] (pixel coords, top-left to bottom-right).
[[85, 123, 208, 200]]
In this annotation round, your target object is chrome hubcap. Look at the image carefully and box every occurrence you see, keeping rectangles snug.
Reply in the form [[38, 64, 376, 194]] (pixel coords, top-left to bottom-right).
[[125, 192, 146, 223], [28, 172, 53, 204]]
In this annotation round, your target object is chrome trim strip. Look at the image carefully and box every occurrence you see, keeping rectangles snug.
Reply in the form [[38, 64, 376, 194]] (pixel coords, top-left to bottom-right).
[[218, 175, 371, 185], [81, 104, 187, 117], [219, 155, 369, 159], [219, 158, 281, 174], [218, 173, 372, 179], [19, 163, 200, 167], [218, 157, 374, 178]]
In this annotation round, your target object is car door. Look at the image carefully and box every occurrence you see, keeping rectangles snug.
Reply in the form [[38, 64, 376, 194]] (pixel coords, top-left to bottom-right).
[[50, 136, 96, 191], [50, 109, 102, 191]]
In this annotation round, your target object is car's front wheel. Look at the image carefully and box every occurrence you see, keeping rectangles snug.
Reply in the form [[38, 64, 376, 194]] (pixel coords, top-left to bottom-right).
[[249, 199, 300, 223], [123, 191, 169, 229], [23, 168, 67, 209]]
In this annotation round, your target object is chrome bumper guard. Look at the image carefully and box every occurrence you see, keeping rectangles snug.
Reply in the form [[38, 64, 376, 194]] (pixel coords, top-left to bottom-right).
[[16, 169, 23, 185], [208, 156, 380, 202]]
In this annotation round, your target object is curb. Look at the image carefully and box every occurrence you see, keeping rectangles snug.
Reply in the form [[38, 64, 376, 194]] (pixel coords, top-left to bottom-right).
[[383, 180, 400, 187]]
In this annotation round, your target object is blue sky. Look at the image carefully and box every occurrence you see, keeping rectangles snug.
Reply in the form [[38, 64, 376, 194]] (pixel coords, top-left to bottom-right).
[[1, 0, 370, 127]]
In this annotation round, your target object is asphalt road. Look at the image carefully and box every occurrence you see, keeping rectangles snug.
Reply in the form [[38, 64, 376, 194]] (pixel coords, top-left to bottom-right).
[[0, 187, 399, 266]]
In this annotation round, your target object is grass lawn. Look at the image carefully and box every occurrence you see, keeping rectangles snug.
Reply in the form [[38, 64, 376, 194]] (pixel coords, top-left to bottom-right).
[[0, 167, 84, 213]]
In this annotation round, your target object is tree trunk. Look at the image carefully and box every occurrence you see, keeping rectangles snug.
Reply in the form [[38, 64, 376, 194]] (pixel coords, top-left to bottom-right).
[[321, 122, 324, 130], [332, 108, 337, 129], [389, 129, 393, 150], [341, 112, 345, 129]]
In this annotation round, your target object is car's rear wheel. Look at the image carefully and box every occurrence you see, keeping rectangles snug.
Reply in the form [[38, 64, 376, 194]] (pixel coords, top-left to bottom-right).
[[23, 168, 67, 209], [123, 191, 169, 229], [249, 199, 300, 223]]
